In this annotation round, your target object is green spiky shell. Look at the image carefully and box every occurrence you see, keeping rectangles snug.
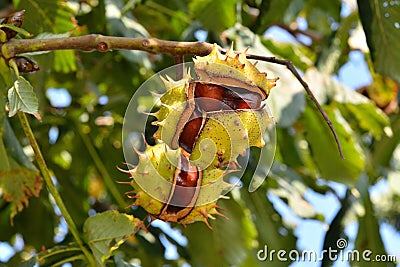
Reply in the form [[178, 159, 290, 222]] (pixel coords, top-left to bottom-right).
[[130, 143, 179, 215]]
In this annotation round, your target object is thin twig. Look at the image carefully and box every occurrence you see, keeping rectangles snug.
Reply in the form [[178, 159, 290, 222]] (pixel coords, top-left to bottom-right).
[[244, 54, 344, 159]]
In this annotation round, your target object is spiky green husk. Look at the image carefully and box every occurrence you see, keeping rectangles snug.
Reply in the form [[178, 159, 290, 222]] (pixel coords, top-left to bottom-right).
[[193, 44, 278, 97]]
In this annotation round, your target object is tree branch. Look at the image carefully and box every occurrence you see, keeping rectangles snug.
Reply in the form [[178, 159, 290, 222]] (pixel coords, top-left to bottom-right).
[[18, 112, 96, 266], [0, 34, 214, 58]]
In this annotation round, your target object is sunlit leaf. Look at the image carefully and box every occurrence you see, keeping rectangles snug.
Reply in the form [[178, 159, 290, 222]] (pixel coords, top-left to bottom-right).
[[83, 210, 143, 265], [304, 0, 341, 35], [269, 168, 318, 219], [358, 0, 400, 83], [106, 0, 152, 68], [262, 38, 314, 71], [359, 72, 398, 110], [7, 76, 41, 120], [250, 0, 292, 34], [132, 1, 190, 40], [305, 68, 390, 139], [316, 12, 358, 73], [16, 257, 36, 267]]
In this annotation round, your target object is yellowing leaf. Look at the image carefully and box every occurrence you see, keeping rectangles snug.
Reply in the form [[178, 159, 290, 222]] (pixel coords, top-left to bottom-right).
[[83, 210, 144, 265], [0, 157, 43, 221]]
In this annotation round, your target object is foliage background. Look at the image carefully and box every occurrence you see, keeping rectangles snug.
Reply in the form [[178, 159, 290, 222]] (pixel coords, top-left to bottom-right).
[[0, 0, 399, 266]]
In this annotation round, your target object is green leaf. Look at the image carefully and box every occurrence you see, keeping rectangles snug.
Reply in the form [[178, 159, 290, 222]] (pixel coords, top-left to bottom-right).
[[372, 114, 400, 169], [250, 0, 292, 34], [105, 0, 152, 68], [7, 76, 41, 120], [304, 68, 390, 139], [304, 0, 341, 35], [189, 0, 236, 33], [13, 192, 57, 249], [0, 57, 13, 87], [275, 128, 304, 167], [2, 117, 37, 170], [320, 190, 355, 266], [132, 1, 190, 40], [358, 0, 400, 83], [340, 103, 389, 139], [34, 32, 70, 39], [262, 38, 315, 72], [304, 68, 369, 105], [269, 166, 318, 219], [300, 105, 364, 184], [83, 210, 143, 265], [316, 11, 358, 73]]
